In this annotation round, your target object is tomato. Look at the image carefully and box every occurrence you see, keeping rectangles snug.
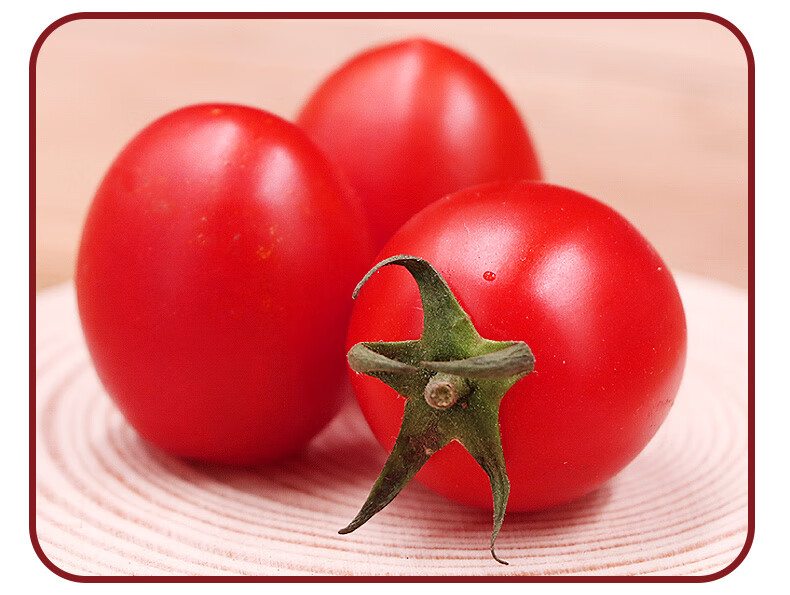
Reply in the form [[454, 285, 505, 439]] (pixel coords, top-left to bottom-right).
[[346, 181, 686, 512], [297, 38, 542, 251], [76, 104, 370, 465]]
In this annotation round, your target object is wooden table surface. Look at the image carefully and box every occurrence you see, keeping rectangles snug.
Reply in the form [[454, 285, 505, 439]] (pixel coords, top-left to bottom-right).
[[34, 17, 749, 291], [35, 272, 749, 576]]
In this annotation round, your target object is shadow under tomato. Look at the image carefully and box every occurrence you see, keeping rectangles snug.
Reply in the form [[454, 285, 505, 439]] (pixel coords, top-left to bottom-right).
[[128, 397, 613, 542], [505, 483, 614, 526]]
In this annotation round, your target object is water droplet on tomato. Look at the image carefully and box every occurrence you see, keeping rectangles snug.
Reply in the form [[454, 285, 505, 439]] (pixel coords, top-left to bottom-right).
[[483, 271, 496, 282]]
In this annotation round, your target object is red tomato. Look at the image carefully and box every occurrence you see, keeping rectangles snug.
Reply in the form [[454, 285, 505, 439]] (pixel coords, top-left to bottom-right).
[[297, 38, 542, 250], [77, 104, 371, 465], [347, 181, 686, 510]]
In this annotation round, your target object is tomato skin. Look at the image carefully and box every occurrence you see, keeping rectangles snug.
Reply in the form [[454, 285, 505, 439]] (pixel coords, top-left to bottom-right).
[[297, 38, 542, 250], [347, 181, 686, 510], [77, 104, 370, 465]]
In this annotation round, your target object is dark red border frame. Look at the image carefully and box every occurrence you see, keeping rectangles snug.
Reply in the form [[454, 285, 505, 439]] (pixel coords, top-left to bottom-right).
[[30, 11, 755, 583]]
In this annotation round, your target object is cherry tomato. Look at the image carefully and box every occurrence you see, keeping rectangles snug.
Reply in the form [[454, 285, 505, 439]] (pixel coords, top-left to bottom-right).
[[347, 181, 686, 510], [77, 104, 370, 465], [297, 38, 542, 250]]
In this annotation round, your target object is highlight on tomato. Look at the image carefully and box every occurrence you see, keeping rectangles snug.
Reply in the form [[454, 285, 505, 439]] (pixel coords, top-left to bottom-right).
[[297, 38, 542, 251], [341, 181, 687, 563], [76, 104, 371, 465]]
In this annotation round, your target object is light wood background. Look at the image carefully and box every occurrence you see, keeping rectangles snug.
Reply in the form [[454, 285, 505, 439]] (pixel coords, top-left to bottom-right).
[[35, 18, 749, 291]]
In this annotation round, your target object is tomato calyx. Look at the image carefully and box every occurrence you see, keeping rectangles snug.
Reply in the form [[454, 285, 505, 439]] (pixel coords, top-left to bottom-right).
[[341, 255, 535, 565]]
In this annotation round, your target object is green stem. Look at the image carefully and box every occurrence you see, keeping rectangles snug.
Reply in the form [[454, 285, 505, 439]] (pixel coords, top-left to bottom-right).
[[342, 255, 535, 565]]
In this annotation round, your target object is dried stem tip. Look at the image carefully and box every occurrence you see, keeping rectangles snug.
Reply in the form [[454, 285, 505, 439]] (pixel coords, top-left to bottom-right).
[[423, 373, 466, 409]]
